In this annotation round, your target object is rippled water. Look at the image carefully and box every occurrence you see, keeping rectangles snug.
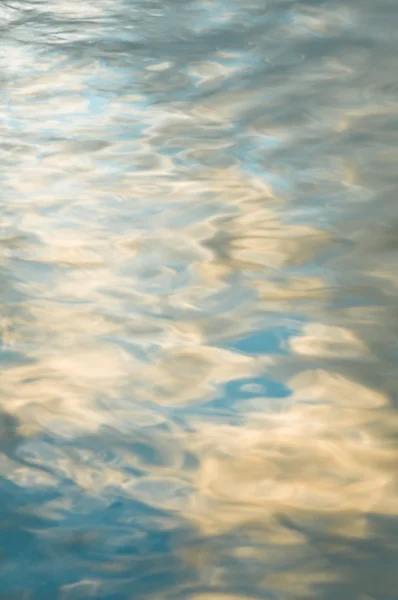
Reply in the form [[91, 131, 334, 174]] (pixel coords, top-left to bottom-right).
[[1, 0, 398, 597]]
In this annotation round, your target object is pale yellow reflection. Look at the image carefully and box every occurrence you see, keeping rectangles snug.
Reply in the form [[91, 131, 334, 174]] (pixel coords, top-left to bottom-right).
[[184, 383, 398, 532], [1, 73, 396, 578], [1, 150, 332, 439], [290, 323, 368, 357], [0, 0, 397, 597], [135, 346, 269, 406]]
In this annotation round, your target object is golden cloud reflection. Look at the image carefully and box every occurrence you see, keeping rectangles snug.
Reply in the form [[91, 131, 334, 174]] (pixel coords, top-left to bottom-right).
[[289, 323, 368, 358], [1, 139, 397, 598], [1, 0, 398, 594], [172, 361, 398, 598]]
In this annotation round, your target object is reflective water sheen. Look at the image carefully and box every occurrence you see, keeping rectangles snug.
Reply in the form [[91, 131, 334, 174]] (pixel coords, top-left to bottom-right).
[[1, 0, 398, 597]]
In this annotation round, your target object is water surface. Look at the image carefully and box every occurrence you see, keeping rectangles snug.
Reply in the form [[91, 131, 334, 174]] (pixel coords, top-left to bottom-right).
[[1, 0, 398, 598]]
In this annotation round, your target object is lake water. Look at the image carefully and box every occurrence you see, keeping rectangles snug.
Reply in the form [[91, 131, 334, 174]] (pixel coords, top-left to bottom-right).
[[1, 0, 398, 598]]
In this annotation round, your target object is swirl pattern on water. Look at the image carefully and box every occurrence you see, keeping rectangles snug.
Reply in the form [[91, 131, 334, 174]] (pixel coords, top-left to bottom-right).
[[1, 0, 398, 597]]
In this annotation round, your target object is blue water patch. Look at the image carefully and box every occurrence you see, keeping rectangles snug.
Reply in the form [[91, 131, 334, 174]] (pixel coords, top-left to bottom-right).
[[222, 324, 296, 356], [225, 375, 290, 400], [201, 374, 291, 417], [0, 470, 185, 596]]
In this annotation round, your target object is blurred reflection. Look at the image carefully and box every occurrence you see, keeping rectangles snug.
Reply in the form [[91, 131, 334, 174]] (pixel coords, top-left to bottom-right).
[[1, 0, 398, 597]]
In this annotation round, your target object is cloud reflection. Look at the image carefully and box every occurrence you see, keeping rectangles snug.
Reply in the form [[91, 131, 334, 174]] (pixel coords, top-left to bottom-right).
[[1, 0, 398, 597]]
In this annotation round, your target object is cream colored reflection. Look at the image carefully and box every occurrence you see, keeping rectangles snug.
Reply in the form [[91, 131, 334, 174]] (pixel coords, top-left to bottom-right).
[[0, 162, 325, 429], [1, 32, 383, 564], [3, 20, 396, 600], [290, 323, 368, 358], [0, 2, 396, 599], [135, 346, 269, 407], [0, 344, 135, 436], [185, 366, 398, 535], [39, 0, 117, 19], [253, 276, 329, 315]]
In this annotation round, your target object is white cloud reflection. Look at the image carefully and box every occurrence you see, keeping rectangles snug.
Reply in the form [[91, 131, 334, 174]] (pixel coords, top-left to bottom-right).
[[1, 0, 398, 596]]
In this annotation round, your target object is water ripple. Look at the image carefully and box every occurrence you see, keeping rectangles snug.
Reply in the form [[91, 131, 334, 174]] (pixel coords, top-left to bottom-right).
[[1, 0, 398, 597]]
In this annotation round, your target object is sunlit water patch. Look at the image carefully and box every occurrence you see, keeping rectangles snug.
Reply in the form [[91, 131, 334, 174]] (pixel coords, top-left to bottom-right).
[[1, 0, 398, 598]]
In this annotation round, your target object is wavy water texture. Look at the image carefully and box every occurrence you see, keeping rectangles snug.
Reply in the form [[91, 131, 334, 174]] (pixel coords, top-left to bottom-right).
[[1, 0, 398, 598]]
